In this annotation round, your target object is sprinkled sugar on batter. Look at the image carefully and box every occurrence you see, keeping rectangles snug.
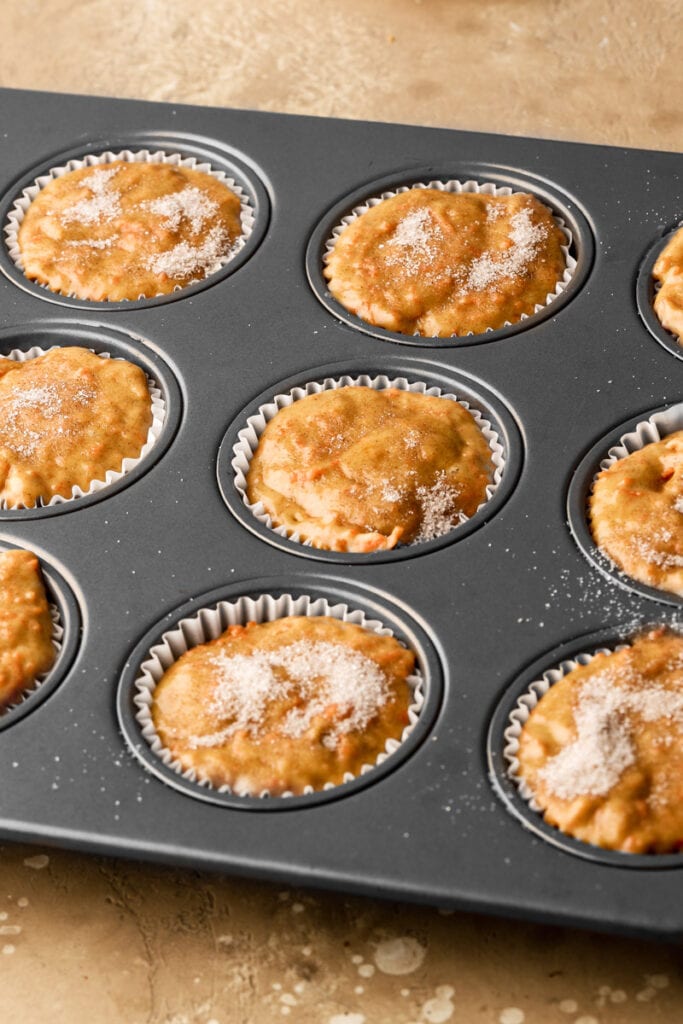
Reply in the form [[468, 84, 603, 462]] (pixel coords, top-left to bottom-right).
[[385, 207, 443, 275], [459, 207, 549, 292], [65, 237, 116, 250], [1, 379, 96, 458], [383, 204, 549, 292], [143, 225, 231, 279], [60, 166, 122, 225], [539, 668, 683, 800], [625, 531, 683, 569], [190, 640, 389, 749], [141, 185, 218, 233], [414, 471, 464, 542]]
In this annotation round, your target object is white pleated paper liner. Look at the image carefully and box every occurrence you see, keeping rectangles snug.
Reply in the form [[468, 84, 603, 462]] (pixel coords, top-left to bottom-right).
[[133, 592, 425, 800], [323, 178, 577, 337], [4, 148, 255, 300], [1, 602, 64, 717], [0, 345, 166, 510], [231, 374, 506, 549], [595, 403, 683, 474]]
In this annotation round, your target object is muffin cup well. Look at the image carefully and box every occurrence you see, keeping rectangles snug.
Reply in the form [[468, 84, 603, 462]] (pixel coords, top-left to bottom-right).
[[636, 225, 683, 362], [231, 373, 505, 551], [0, 345, 166, 510], [0, 542, 81, 733], [322, 178, 576, 337], [4, 148, 255, 300], [132, 591, 425, 800], [567, 402, 683, 605], [487, 628, 683, 868], [2, 603, 64, 715]]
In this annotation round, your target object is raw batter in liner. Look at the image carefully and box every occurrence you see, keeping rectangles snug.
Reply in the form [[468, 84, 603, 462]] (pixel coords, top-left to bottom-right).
[[246, 386, 494, 552], [0, 346, 152, 507], [0, 549, 55, 709], [653, 225, 683, 342], [16, 161, 243, 301], [589, 430, 683, 596], [517, 630, 683, 854], [323, 189, 567, 336], [151, 615, 415, 796]]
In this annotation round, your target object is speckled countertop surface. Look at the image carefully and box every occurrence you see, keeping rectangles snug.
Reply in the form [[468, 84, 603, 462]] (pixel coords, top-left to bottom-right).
[[0, 2, 682, 1022]]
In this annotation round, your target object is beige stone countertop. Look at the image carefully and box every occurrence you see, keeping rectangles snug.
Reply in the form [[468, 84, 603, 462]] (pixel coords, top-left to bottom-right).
[[0, 2, 682, 1022]]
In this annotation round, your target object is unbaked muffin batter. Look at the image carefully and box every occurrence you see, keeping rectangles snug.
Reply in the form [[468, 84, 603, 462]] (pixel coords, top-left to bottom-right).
[[246, 386, 495, 552], [0, 346, 153, 507], [17, 161, 243, 301], [151, 615, 415, 796], [323, 189, 567, 336], [0, 549, 55, 709], [517, 630, 683, 854], [589, 429, 683, 596]]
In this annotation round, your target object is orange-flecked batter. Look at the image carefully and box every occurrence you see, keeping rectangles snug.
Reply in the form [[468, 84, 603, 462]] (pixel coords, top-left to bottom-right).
[[0, 346, 152, 508], [323, 189, 567, 337], [517, 630, 683, 854], [653, 226, 683, 342], [246, 386, 494, 552], [17, 161, 243, 301], [152, 615, 415, 796], [589, 430, 683, 596], [0, 549, 55, 709]]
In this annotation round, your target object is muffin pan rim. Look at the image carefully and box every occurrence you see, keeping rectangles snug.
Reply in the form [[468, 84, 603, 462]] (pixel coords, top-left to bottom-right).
[[216, 356, 524, 563], [116, 575, 445, 812], [566, 401, 683, 608], [0, 318, 183, 519], [0, 130, 271, 310], [486, 622, 683, 870], [305, 162, 595, 348]]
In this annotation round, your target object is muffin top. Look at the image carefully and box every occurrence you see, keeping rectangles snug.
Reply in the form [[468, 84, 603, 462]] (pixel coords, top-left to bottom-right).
[[0, 346, 153, 508], [151, 614, 415, 796], [516, 630, 683, 854], [653, 225, 683, 342], [245, 386, 495, 552], [0, 549, 55, 709], [323, 188, 567, 337], [589, 429, 683, 597], [16, 160, 243, 301]]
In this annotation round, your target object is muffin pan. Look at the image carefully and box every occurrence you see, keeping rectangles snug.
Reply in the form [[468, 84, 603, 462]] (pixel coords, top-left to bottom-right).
[[0, 86, 682, 939]]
